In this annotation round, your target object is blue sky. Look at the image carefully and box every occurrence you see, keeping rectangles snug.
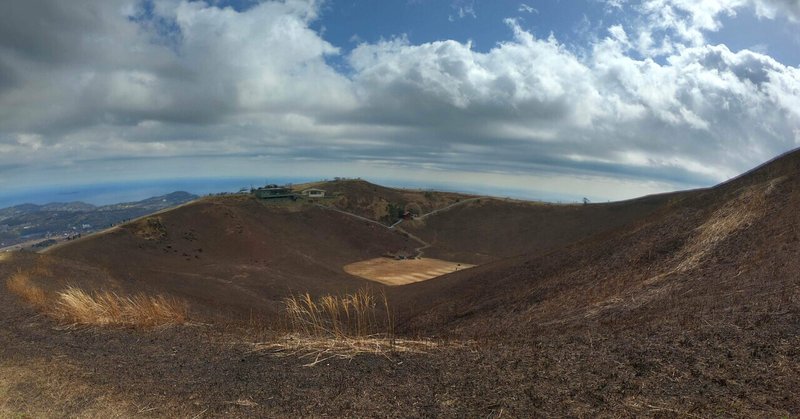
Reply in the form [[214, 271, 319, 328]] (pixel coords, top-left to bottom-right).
[[0, 0, 799, 206], [313, 0, 800, 64], [313, 1, 595, 51], [709, 11, 800, 65]]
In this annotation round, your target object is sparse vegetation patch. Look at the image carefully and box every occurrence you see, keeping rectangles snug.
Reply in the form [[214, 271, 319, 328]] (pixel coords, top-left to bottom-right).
[[254, 335, 438, 367], [53, 287, 188, 327], [131, 217, 168, 241], [284, 288, 391, 338], [265, 288, 442, 365], [5, 267, 188, 327], [5, 271, 48, 308]]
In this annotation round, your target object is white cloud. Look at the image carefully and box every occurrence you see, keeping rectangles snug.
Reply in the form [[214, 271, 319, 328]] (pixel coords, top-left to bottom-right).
[[346, 19, 799, 183], [614, 0, 800, 56], [449, 0, 477, 21], [751, 0, 800, 21], [0, 0, 799, 202], [349, 20, 602, 126], [518, 3, 538, 14]]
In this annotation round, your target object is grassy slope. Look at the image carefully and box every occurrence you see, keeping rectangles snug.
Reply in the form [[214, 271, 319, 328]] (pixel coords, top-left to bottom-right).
[[47, 196, 414, 322]]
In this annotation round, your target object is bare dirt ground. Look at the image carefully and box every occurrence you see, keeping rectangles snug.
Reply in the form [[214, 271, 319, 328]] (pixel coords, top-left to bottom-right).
[[343, 257, 476, 285]]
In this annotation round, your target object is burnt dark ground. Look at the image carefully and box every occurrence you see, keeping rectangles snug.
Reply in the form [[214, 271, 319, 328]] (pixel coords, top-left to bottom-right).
[[401, 192, 689, 265], [2, 275, 798, 417]]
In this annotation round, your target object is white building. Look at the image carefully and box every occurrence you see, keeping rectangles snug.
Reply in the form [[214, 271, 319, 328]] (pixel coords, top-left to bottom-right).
[[301, 188, 326, 198]]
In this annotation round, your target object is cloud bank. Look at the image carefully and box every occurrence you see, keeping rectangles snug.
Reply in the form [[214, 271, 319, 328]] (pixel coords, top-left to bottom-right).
[[1, 0, 799, 201]]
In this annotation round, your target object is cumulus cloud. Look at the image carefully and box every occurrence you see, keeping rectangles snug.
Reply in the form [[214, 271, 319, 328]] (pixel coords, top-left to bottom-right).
[[1, 0, 352, 130], [612, 0, 800, 56], [751, 0, 800, 21], [345, 18, 799, 183], [349, 21, 601, 128], [0, 0, 357, 170], [0, 0, 799, 201]]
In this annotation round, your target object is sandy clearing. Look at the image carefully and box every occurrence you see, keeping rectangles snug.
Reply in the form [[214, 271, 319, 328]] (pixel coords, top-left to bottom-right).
[[343, 257, 476, 286]]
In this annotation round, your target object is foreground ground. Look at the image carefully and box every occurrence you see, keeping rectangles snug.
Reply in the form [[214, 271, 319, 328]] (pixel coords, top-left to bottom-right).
[[2, 269, 797, 417]]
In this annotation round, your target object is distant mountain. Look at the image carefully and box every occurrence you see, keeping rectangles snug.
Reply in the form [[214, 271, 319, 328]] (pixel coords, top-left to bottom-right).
[[95, 192, 197, 212], [0, 191, 197, 249]]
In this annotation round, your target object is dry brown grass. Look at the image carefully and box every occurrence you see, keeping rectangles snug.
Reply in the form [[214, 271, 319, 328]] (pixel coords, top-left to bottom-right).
[[6, 270, 48, 308], [5, 269, 188, 327], [579, 178, 780, 321], [254, 335, 437, 366], [52, 287, 188, 327], [647, 181, 769, 283], [131, 217, 168, 241], [344, 257, 476, 285], [284, 288, 392, 338], [274, 288, 422, 364]]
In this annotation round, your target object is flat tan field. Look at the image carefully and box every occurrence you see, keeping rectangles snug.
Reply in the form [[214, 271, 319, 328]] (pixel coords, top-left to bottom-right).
[[343, 257, 476, 285]]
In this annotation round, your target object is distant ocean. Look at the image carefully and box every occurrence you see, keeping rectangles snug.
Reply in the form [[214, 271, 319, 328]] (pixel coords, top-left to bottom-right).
[[0, 177, 312, 208]]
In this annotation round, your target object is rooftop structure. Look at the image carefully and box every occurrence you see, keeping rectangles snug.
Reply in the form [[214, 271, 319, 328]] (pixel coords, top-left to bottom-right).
[[252, 185, 296, 200], [301, 188, 326, 198]]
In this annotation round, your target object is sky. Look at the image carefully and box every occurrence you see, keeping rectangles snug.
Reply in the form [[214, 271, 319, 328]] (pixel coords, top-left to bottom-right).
[[0, 0, 799, 205]]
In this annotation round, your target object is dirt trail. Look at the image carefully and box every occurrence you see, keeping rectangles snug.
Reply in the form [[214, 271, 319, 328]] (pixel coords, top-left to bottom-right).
[[313, 204, 390, 228], [394, 226, 430, 258], [315, 198, 482, 258], [316, 205, 432, 257], [415, 197, 482, 221]]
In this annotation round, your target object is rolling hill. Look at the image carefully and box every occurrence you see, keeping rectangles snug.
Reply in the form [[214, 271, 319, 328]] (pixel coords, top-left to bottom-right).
[[395, 148, 800, 338], [46, 195, 416, 321], [1, 150, 799, 416]]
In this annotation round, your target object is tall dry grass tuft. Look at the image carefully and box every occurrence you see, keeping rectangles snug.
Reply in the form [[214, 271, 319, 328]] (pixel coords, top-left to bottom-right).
[[264, 289, 436, 366], [6, 268, 188, 327], [53, 287, 188, 327], [5, 271, 48, 308], [284, 288, 391, 339]]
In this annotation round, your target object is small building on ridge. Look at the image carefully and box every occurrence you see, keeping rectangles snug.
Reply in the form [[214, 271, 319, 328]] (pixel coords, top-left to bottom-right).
[[301, 188, 326, 198]]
